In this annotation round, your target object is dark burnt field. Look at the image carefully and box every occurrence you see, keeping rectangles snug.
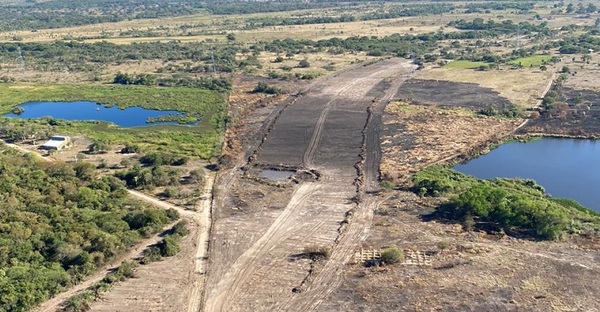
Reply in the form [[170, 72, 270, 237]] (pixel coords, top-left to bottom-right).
[[396, 79, 514, 110], [521, 87, 600, 137], [255, 59, 407, 170]]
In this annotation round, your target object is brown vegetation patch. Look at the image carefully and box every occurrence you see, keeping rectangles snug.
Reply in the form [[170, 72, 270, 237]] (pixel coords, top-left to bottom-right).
[[416, 67, 554, 108], [380, 102, 520, 181]]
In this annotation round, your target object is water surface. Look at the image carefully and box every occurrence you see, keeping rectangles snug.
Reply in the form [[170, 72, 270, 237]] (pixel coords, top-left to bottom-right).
[[259, 169, 294, 181], [454, 138, 600, 212], [4, 101, 187, 127]]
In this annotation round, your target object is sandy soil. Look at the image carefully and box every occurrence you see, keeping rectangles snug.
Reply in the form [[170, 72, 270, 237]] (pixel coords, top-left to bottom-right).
[[204, 58, 417, 312]]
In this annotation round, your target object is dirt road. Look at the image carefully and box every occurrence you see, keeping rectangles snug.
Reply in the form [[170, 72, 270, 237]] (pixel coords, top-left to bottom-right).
[[4, 143, 214, 312], [204, 58, 416, 312], [32, 221, 179, 312]]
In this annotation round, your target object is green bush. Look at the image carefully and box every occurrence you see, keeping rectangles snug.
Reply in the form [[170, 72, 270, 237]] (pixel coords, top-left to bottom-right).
[[159, 235, 181, 257], [252, 81, 281, 94], [381, 246, 404, 264]]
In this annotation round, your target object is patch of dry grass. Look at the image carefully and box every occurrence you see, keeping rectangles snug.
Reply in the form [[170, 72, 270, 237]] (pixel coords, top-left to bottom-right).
[[416, 67, 555, 108]]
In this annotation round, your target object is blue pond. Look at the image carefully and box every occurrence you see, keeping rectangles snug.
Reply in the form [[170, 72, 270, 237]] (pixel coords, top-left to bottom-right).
[[454, 138, 600, 212], [4, 101, 188, 128]]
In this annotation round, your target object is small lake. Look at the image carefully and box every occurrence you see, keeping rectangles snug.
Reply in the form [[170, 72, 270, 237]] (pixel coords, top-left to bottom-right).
[[454, 138, 600, 212], [3, 101, 189, 127]]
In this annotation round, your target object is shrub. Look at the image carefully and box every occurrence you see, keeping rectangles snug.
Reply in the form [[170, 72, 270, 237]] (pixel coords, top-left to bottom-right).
[[298, 59, 311, 68], [302, 245, 330, 260], [252, 81, 281, 94], [159, 235, 181, 257], [172, 220, 190, 237], [380, 246, 404, 264]]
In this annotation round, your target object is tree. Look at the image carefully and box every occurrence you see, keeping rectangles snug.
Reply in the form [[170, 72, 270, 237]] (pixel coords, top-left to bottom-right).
[[88, 140, 110, 154], [539, 65, 547, 71], [226, 33, 236, 41], [561, 65, 570, 73], [298, 59, 311, 68], [565, 3, 574, 13]]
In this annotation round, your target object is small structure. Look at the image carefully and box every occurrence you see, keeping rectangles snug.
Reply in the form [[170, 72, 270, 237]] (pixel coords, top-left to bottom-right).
[[40, 135, 71, 151]]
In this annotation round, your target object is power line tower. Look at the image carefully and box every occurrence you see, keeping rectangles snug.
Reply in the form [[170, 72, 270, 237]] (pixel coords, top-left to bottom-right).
[[17, 46, 25, 72]]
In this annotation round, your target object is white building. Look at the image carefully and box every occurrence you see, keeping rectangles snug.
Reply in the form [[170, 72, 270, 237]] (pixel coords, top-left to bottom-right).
[[40, 135, 71, 151]]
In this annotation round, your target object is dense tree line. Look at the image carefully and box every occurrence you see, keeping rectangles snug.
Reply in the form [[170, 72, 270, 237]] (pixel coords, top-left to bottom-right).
[[245, 15, 356, 28], [412, 166, 600, 240], [463, 1, 536, 13], [113, 72, 232, 91], [0, 145, 179, 312], [0, 41, 240, 74], [361, 3, 455, 21], [0, 0, 203, 31], [449, 18, 553, 37], [557, 33, 600, 54]]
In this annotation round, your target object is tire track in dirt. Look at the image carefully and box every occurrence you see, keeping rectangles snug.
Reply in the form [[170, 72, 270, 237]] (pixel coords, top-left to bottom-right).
[[204, 183, 320, 312], [204, 59, 416, 312], [279, 66, 418, 311]]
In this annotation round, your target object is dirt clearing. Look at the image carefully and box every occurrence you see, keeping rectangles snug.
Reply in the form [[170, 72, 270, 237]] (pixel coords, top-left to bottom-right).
[[88, 220, 200, 312], [204, 58, 416, 312]]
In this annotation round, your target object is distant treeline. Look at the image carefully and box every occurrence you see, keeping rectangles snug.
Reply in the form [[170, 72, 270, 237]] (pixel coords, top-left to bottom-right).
[[0, 0, 555, 31]]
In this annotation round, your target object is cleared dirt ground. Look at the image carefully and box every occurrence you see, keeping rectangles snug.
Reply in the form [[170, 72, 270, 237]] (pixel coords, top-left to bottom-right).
[[204, 58, 417, 312], [318, 198, 600, 311], [201, 55, 600, 312]]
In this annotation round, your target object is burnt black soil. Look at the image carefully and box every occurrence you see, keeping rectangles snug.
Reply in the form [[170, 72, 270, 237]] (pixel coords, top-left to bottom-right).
[[255, 58, 405, 170], [257, 95, 328, 166], [396, 79, 513, 110], [521, 87, 600, 137], [314, 109, 365, 169]]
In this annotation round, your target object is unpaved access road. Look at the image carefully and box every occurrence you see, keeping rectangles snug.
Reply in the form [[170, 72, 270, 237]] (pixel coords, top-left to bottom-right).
[[204, 58, 416, 312], [4, 143, 213, 312]]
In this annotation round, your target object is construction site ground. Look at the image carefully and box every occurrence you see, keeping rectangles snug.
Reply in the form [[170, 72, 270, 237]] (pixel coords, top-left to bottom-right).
[[203, 58, 600, 312]]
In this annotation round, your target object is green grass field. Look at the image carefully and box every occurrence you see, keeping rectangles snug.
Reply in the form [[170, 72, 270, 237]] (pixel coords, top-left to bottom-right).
[[444, 60, 491, 69], [0, 83, 227, 160], [508, 55, 552, 67]]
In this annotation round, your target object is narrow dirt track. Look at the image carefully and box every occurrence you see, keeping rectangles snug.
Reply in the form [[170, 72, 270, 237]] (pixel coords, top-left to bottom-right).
[[32, 219, 179, 312], [204, 58, 416, 312], [204, 183, 321, 312], [4, 143, 213, 312]]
